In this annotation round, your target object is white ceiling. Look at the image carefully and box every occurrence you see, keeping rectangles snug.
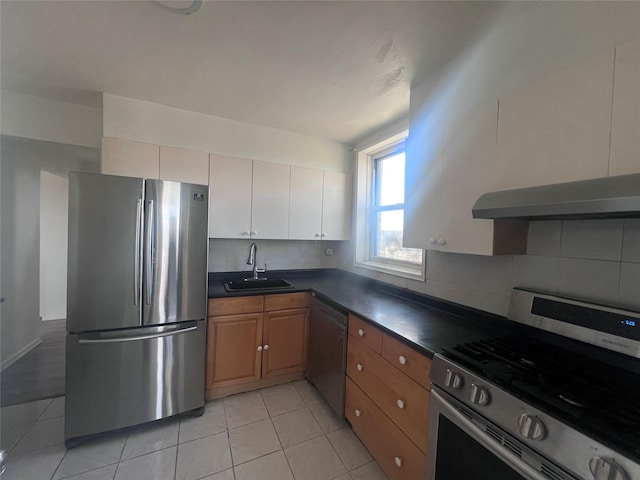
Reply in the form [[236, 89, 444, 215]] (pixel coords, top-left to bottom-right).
[[1, 1, 515, 145]]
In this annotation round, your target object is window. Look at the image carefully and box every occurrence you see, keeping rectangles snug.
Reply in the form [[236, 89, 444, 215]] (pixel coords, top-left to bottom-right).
[[355, 132, 424, 280]]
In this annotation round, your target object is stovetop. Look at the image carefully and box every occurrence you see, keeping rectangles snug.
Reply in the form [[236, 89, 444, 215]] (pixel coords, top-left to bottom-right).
[[441, 335, 640, 463]]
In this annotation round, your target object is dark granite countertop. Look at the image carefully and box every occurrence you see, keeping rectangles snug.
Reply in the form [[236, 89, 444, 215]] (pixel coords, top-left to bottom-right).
[[208, 269, 513, 358]]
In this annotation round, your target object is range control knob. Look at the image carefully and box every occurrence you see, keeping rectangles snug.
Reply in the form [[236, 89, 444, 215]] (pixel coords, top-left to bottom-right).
[[469, 384, 490, 405], [444, 369, 463, 389], [589, 457, 630, 480], [517, 414, 547, 441]]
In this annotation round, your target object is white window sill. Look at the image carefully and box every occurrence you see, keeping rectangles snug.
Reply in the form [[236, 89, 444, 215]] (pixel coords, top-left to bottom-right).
[[354, 259, 425, 281]]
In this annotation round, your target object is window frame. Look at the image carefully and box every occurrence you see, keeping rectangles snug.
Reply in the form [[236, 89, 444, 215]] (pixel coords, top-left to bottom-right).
[[354, 132, 425, 281]]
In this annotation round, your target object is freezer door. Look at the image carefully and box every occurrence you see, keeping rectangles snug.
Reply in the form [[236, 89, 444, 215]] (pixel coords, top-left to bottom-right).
[[65, 321, 205, 440], [67, 172, 144, 333], [143, 180, 208, 325]]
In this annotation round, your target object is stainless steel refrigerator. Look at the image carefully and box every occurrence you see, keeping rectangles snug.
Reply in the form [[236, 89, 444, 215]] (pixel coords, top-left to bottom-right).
[[65, 172, 208, 446]]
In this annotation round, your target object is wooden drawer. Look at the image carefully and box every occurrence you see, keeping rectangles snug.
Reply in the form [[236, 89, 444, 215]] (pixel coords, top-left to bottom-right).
[[382, 333, 432, 391], [346, 378, 426, 480], [264, 292, 311, 311], [208, 296, 264, 316], [347, 336, 429, 452], [348, 314, 382, 354]]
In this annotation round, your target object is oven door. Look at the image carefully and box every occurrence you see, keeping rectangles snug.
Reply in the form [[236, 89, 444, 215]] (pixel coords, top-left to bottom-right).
[[426, 387, 578, 480]]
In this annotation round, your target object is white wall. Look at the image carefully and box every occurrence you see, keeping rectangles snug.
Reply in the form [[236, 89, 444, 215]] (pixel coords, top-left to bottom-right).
[[1, 90, 102, 149], [103, 94, 352, 173], [1, 136, 99, 368], [39, 171, 69, 321], [340, 1, 640, 317]]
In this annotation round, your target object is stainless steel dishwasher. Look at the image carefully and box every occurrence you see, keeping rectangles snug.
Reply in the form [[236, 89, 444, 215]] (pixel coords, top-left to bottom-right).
[[307, 295, 348, 418]]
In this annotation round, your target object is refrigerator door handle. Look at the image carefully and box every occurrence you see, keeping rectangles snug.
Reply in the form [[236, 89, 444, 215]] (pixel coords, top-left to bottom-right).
[[78, 325, 198, 344], [134, 198, 143, 306], [145, 199, 155, 305]]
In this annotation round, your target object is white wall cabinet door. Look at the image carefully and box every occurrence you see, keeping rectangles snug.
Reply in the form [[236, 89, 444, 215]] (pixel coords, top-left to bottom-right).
[[610, 39, 640, 176], [439, 102, 498, 255], [289, 166, 323, 240], [403, 132, 441, 250], [160, 146, 209, 185], [101, 137, 160, 179], [209, 155, 252, 238], [496, 49, 614, 189], [321, 171, 351, 241], [251, 160, 291, 240]]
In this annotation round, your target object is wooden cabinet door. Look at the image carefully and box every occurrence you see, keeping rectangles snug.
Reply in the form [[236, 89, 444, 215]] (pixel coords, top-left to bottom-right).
[[251, 160, 291, 239], [610, 39, 640, 176], [206, 313, 263, 389], [101, 137, 160, 179], [289, 166, 323, 240], [209, 154, 252, 238], [496, 49, 614, 190], [160, 146, 209, 185], [262, 308, 309, 378], [321, 171, 351, 241]]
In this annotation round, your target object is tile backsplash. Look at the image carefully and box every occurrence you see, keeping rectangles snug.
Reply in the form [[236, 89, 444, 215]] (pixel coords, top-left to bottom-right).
[[208, 239, 341, 273], [340, 219, 640, 317]]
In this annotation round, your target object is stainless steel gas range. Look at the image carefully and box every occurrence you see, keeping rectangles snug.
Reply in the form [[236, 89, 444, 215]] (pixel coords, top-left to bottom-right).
[[426, 288, 640, 480]]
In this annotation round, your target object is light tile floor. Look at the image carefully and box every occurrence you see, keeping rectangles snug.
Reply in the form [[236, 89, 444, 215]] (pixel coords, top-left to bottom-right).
[[0, 380, 389, 480]]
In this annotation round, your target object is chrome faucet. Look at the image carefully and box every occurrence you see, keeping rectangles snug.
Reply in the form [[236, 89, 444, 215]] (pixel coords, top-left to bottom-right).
[[246, 242, 266, 280]]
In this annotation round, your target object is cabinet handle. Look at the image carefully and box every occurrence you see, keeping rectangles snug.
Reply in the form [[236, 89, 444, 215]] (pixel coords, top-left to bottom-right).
[[263, 344, 269, 350], [355, 409, 361, 418], [321, 233, 327, 237], [397, 399, 405, 409], [315, 233, 321, 237], [251, 230, 258, 235], [429, 238, 436, 245], [358, 329, 364, 337], [242, 231, 250, 236], [257, 346, 263, 352], [356, 363, 364, 372], [394, 457, 403, 467], [398, 355, 407, 365], [438, 238, 446, 246]]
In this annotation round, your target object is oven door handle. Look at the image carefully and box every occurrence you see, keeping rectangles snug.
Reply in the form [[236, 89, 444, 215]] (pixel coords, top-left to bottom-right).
[[432, 389, 559, 480]]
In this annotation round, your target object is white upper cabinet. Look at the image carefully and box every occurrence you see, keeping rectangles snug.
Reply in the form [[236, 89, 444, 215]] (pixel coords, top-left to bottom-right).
[[208, 157, 291, 240], [321, 171, 351, 241], [405, 102, 527, 256], [496, 49, 615, 189], [610, 39, 640, 176], [159, 146, 209, 185], [101, 137, 160, 179], [251, 160, 291, 240], [209, 155, 253, 239], [289, 166, 324, 240]]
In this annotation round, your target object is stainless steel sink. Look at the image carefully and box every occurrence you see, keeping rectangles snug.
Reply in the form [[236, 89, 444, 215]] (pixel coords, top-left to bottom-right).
[[223, 278, 295, 292]]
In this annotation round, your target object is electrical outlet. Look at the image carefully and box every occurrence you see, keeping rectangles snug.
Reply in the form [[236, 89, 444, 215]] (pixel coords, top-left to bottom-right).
[[325, 248, 335, 256]]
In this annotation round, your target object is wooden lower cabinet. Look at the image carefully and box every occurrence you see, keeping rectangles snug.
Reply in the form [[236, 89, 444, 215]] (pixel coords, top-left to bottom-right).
[[207, 313, 263, 388], [347, 335, 429, 452], [346, 378, 426, 480], [263, 308, 309, 378], [206, 292, 310, 398]]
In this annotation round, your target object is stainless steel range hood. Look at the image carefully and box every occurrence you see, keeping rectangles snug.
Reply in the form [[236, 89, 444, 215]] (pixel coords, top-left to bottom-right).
[[473, 173, 640, 220]]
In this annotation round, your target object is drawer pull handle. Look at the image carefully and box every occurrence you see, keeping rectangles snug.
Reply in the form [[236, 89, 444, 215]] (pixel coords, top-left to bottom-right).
[[263, 344, 269, 350], [355, 409, 362, 418], [394, 456, 403, 467], [397, 399, 405, 409], [358, 328, 364, 337], [257, 346, 263, 352], [398, 355, 407, 365], [356, 363, 364, 372]]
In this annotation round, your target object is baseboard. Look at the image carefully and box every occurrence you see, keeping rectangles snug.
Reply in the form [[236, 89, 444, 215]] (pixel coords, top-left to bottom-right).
[[1, 338, 43, 372]]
